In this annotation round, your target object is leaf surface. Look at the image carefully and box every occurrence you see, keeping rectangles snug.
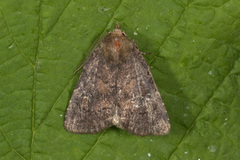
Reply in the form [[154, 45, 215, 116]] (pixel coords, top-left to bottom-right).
[[0, 0, 240, 159]]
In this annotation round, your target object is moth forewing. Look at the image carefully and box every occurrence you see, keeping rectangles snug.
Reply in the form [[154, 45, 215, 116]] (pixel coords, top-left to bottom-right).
[[64, 24, 170, 136]]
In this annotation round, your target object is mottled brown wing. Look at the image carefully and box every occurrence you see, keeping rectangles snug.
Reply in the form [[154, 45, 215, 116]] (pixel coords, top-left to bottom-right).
[[64, 47, 116, 134], [116, 50, 170, 136]]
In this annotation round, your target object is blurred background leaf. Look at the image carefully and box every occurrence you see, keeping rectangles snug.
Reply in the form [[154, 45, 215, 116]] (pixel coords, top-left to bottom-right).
[[0, 0, 240, 159]]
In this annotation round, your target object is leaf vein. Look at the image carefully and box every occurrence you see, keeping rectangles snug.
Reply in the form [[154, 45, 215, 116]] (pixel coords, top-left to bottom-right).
[[30, 0, 42, 159], [82, 130, 107, 160], [34, 75, 76, 131], [43, 0, 72, 38], [201, 119, 240, 149], [0, 7, 34, 67], [149, 0, 193, 65], [0, 127, 26, 160], [168, 52, 240, 160]]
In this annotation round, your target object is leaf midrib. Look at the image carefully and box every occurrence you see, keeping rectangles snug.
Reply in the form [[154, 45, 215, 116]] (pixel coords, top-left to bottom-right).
[[30, 0, 42, 159]]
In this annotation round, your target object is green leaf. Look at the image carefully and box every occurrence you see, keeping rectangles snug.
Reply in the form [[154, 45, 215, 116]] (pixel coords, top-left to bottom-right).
[[0, 0, 240, 159]]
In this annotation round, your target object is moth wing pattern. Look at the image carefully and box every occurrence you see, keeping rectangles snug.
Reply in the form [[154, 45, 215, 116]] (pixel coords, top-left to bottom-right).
[[64, 47, 115, 134], [116, 44, 170, 136], [64, 24, 170, 136]]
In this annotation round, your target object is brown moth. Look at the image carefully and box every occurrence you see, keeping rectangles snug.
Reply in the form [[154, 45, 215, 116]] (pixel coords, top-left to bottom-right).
[[64, 23, 170, 136]]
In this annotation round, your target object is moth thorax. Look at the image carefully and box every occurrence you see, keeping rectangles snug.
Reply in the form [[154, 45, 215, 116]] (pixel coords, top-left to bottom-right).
[[102, 37, 133, 65]]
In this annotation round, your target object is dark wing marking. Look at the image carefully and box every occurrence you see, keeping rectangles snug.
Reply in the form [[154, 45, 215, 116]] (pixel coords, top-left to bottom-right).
[[64, 47, 116, 134], [116, 49, 170, 136]]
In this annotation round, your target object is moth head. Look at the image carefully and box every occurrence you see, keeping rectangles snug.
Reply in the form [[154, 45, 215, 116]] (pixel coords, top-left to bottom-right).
[[110, 29, 127, 37], [109, 23, 127, 38]]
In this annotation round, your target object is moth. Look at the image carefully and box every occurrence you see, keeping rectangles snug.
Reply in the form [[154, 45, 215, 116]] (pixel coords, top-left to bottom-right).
[[64, 23, 170, 136]]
